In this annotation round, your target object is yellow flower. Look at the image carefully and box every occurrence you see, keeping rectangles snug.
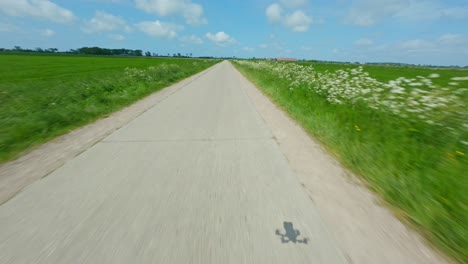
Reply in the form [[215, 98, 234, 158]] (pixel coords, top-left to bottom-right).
[[354, 125, 361, 132]]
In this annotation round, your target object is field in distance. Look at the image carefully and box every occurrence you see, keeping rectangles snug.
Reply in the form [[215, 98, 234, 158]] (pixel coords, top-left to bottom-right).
[[0, 54, 218, 163]]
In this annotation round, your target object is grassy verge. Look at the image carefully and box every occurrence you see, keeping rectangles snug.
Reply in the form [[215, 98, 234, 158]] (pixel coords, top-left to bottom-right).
[[233, 61, 467, 263], [298, 61, 468, 86], [0, 54, 218, 163]]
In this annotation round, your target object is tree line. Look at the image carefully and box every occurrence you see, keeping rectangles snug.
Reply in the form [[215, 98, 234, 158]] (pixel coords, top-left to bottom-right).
[[0, 46, 144, 56], [0, 46, 199, 58], [72, 47, 143, 56]]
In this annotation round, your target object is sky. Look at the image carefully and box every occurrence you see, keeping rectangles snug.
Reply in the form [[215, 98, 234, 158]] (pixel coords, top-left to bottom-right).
[[0, 0, 467, 66]]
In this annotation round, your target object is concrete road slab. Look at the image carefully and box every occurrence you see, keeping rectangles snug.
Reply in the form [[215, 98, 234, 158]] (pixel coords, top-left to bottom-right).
[[105, 61, 271, 141]]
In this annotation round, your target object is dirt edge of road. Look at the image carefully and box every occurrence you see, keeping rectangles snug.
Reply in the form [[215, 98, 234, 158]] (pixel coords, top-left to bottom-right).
[[232, 62, 451, 264], [0, 64, 219, 205]]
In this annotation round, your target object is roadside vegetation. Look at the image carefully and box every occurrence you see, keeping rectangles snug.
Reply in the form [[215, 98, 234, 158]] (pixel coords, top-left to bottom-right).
[[233, 60, 467, 263], [0, 54, 218, 163]]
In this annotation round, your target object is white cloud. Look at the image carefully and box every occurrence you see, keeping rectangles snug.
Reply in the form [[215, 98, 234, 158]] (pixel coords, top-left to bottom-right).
[[183, 3, 207, 25], [396, 3, 468, 22], [346, 0, 409, 26], [285, 10, 312, 32], [265, 3, 313, 32], [135, 0, 207, 25], [368, 33, 468, 64], [82, 11, 131, 33], [347, 0, 468, 26], [394, 1, 442, 21], [135, 20, 182, 39], [180, 34, 203, 44], [355, 38, 374, 46], [437, 33, 468, 46], [398, 39, 434, 50], [257, 42, 284, 52], [206, 31, 236, 46], [92, 0, 128, 3], [441, 7, 468, 20], [41, 28, 55, 37], [0, 22, 19, 32], [278, 0, 307, 8], [109, 34, 125, 40], [135, 0, 180, 15], [315, 17, 325, 24], [266, 3, 283, 23], [378, 34, 466, 52], [243, 47, 254, 52], [0, 0, 74, 23]]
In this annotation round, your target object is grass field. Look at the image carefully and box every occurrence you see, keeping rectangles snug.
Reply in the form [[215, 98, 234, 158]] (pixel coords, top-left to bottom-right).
[[0, 54, 218, 163], [298, 61, 468, 86], [234, 60, 467, 263]]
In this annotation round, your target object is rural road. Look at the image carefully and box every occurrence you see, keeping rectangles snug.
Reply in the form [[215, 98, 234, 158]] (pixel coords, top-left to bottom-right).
[[0, 61, 346, 263], [0, 61, 447, 264]]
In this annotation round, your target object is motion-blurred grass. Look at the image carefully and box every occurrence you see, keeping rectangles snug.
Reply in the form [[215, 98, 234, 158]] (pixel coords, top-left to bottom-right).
[[0, 54, 218, 163], [235, 61, 467, 263], [298, 61, 467, 86]]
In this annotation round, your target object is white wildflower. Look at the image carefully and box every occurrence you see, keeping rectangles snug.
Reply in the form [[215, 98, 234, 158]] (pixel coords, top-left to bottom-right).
[[233, 59, 466, 131], [426, 120, 435, 125], [451, 76, 468, 81]]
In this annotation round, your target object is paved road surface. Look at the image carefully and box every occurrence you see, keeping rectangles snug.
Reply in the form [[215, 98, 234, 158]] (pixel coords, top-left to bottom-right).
[[0, 61, 346, 263]]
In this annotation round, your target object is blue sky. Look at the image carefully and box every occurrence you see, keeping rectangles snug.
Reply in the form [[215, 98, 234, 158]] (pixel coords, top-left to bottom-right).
[[1, 0, 467, 65]]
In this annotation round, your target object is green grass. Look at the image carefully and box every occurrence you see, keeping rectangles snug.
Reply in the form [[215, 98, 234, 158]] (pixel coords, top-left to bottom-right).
[[0, 54, 218, 163], [234, 61, 468, 263], [298, 61, 468, 86]]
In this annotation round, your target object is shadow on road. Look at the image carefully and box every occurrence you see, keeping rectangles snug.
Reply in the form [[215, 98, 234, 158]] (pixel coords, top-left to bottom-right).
[[275, 222, 309, 244]]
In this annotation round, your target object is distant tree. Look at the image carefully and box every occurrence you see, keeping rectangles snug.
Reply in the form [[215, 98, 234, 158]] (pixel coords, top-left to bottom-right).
[[177, 52, 181, 57], [145, 51, 151, 57], [189, 53, 192, 57], [134, 49, 143, 56], [75, 47, 145, 56], [152, 52, 158, 57], [35, 47, 44, 53], [13, 46, 22, 51]]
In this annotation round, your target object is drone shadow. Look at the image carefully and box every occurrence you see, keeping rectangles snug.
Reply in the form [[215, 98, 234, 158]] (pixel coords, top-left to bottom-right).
[[275, 221, 308, 244]]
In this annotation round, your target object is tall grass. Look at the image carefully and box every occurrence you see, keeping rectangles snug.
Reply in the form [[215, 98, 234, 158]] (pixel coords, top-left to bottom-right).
[[234, 60, 467, 263], [0, 54, 218, 163]]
